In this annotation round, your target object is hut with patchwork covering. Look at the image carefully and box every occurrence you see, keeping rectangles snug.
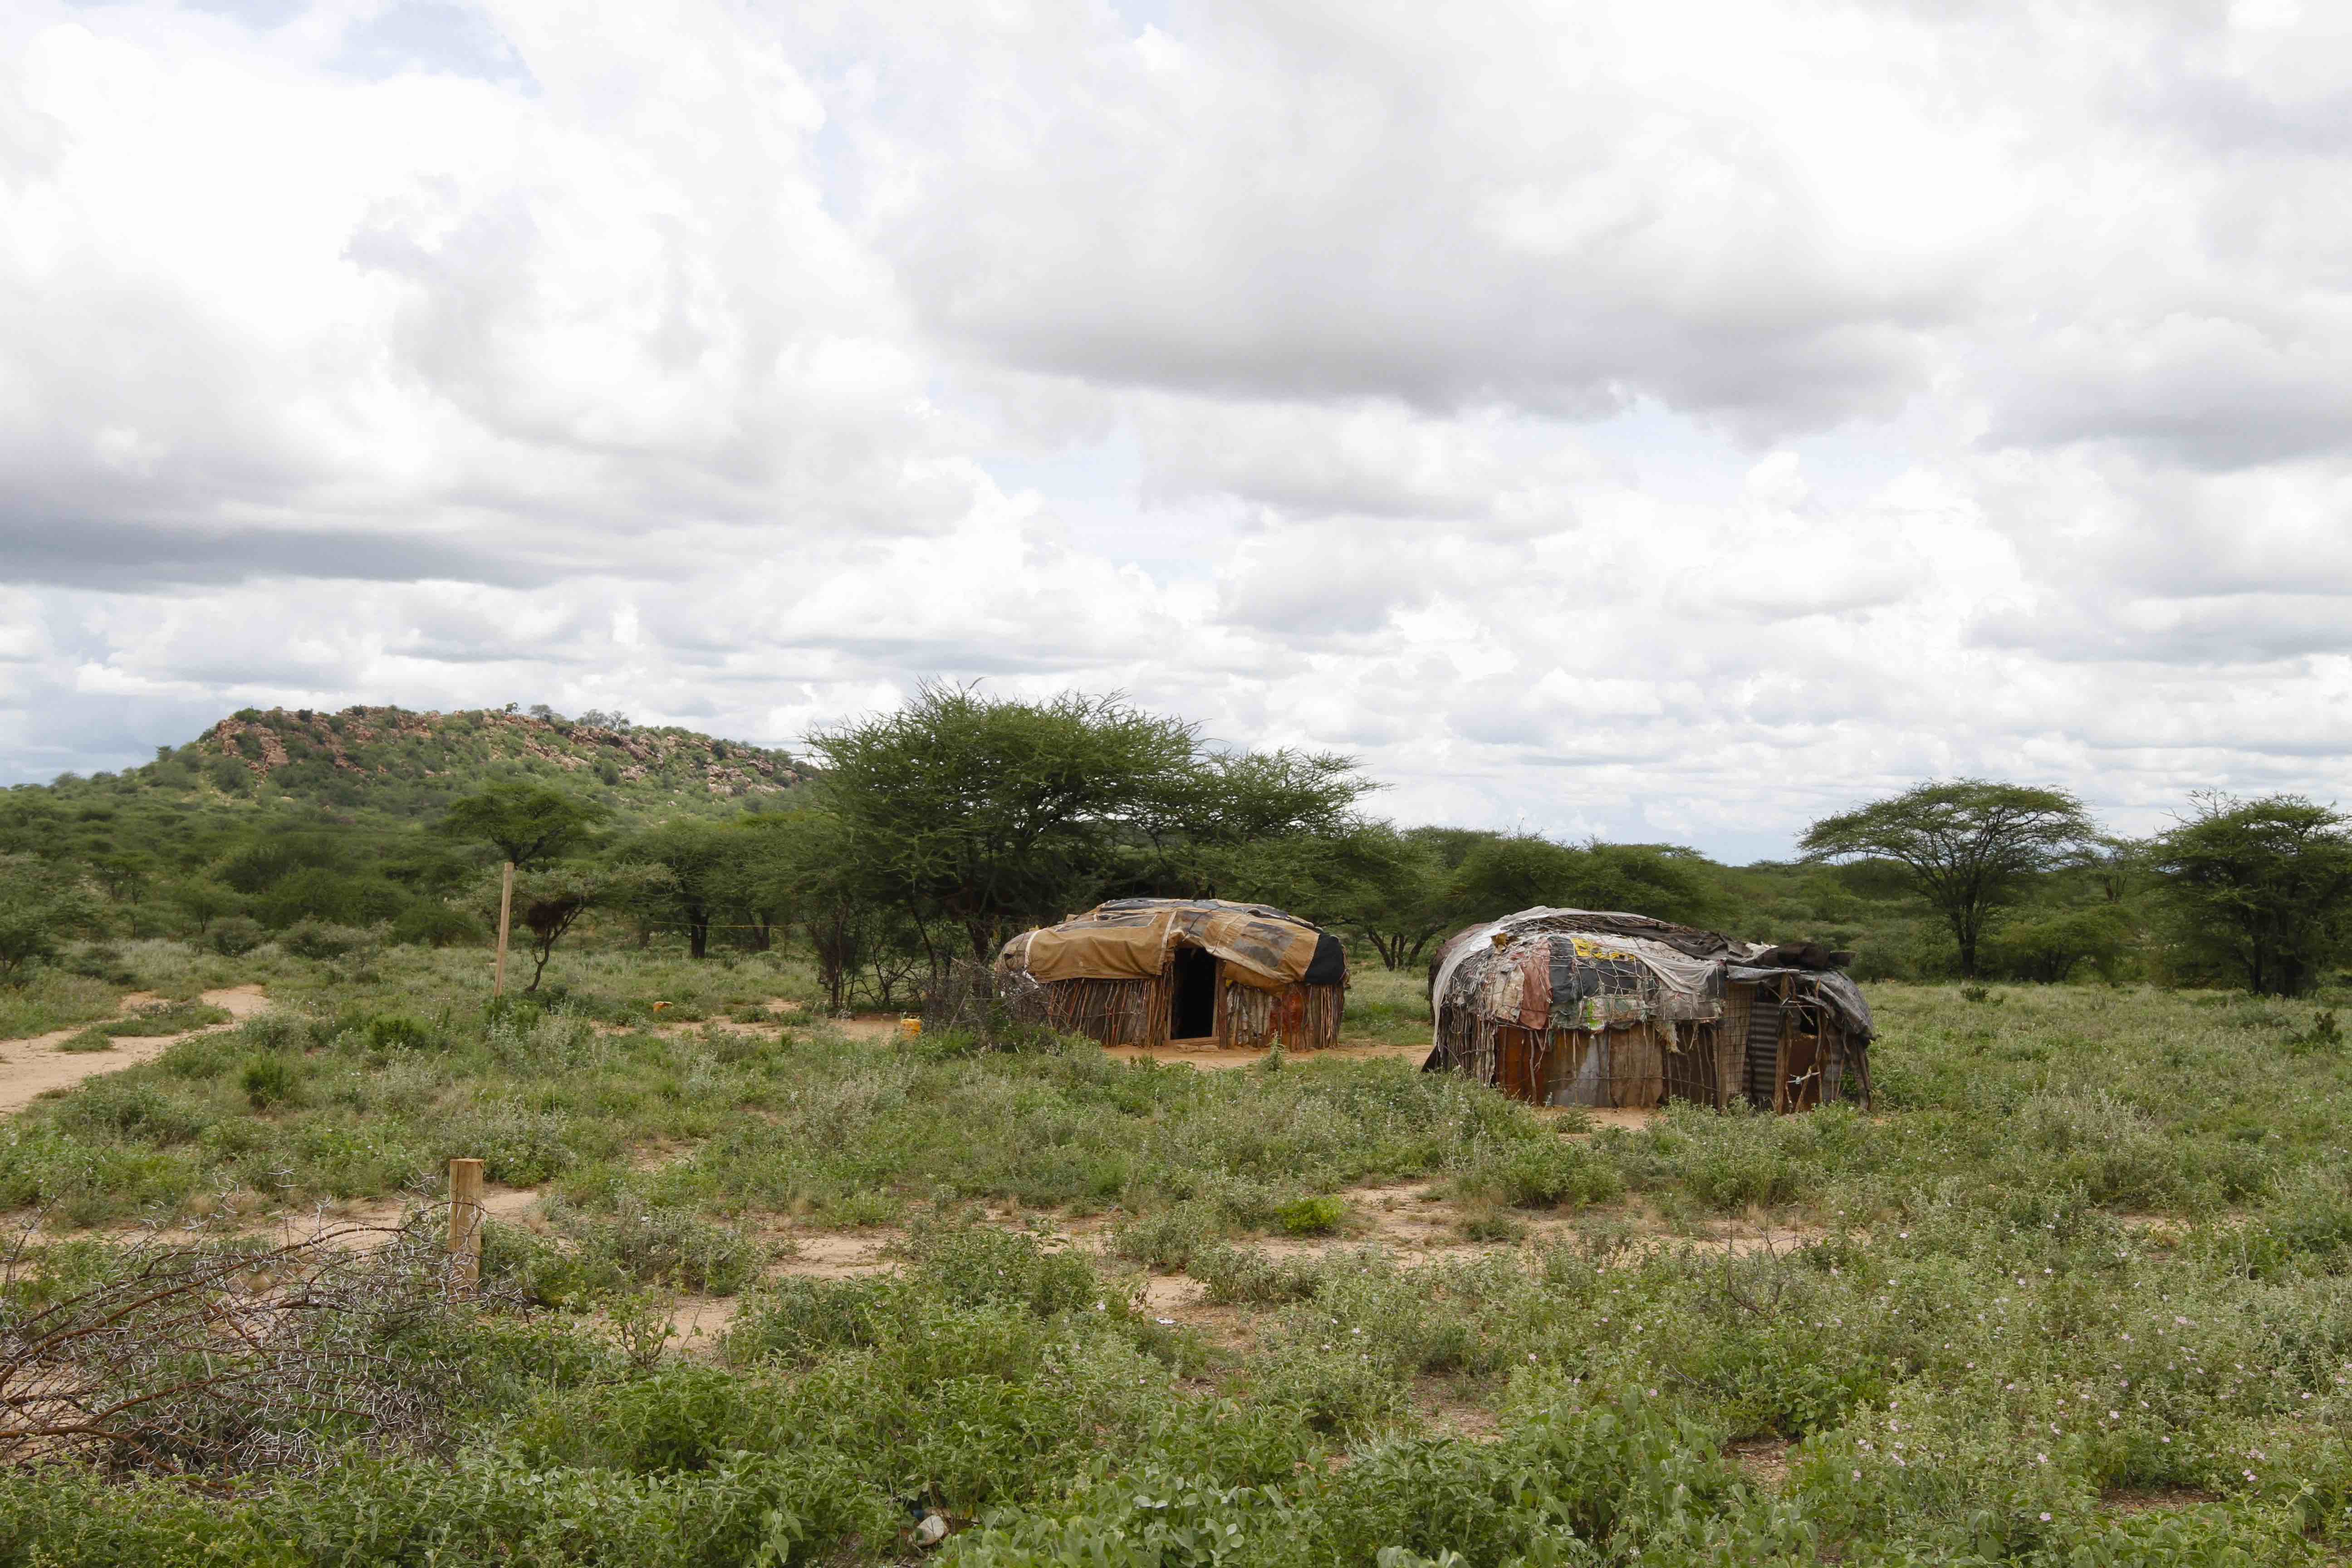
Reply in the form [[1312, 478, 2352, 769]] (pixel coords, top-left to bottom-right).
[[1423, 908, 1872, 1112], [996, 898, 1348, 1050]]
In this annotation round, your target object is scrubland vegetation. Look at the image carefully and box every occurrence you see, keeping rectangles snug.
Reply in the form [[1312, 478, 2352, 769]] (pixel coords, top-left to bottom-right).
[[7, 690, 2352, 1563], [1, 936, 2351, 1564]]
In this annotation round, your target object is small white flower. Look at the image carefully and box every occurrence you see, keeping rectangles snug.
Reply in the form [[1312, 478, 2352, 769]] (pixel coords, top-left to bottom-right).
[[2039, 1512, 2052, 1522]]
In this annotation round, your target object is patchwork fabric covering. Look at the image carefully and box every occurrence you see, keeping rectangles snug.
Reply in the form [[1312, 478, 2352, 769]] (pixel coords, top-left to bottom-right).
[[1426, 908, 1873, 1112]]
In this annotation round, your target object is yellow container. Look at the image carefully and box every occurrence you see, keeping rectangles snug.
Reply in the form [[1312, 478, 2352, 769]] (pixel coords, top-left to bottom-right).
[[899, 1016, 922, 1040]]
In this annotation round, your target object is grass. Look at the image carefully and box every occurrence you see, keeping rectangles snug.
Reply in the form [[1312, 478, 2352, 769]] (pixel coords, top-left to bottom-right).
[[7, 942, 2352, 1563], [0, 968, 126, 1040]]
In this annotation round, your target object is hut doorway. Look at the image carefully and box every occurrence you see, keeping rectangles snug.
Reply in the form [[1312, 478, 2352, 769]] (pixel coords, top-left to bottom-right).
[[1171, 947, 1219, 1040]]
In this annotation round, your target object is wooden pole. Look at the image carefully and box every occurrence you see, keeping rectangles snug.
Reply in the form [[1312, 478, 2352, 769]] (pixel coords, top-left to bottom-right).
[[446, 1157, 484, 1295], [492, 861, 515, 999]]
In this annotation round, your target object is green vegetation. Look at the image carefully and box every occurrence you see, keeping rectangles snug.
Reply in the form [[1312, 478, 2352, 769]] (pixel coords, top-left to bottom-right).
[[12, 697, 2352, 991], [1, 945, 2351, 1562], [1799, 780, 2100, 978], [10, 695, 2352, 1560]]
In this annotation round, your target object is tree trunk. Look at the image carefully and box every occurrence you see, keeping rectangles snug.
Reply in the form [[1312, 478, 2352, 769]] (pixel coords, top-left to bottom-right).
[[689, 918, 709, 960]]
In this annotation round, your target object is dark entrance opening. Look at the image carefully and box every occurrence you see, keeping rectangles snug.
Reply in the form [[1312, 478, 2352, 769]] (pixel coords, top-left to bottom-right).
[[1171, 946, 1218, 1040]]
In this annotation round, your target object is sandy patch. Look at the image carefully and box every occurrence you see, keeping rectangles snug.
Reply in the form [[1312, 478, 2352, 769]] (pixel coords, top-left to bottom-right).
[[769, 1228, 903, 1279], [1137, 1272, 1258, 1348], [1730, 1437, 1794, 1491], [0, 986, 270, 1117], [1561, 1107, 1659, 1134], [1103, 1039, 1434, 1071], [667, 1294, 742, 1351]]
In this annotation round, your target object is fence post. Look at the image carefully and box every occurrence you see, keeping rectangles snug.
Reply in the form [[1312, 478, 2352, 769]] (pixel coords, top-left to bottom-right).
[[492, 862, 515, 999], [446, 1157, 484, 1296]]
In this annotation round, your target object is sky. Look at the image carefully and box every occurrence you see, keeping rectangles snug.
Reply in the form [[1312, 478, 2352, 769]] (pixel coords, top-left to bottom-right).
[[5, 0, 2352, 861]]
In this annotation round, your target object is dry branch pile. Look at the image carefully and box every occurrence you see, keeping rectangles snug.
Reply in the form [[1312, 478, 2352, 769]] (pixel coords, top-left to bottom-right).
[[0, 1217, 514, 1477]]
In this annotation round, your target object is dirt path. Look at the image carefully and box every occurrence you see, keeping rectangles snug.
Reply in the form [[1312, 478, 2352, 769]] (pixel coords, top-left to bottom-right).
[[1104, 1039, 1434, 1070], [0, 986, 269, 1116]]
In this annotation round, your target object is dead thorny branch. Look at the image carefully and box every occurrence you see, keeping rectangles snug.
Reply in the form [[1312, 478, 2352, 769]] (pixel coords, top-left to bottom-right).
[[0, 1214, 524, 1476]]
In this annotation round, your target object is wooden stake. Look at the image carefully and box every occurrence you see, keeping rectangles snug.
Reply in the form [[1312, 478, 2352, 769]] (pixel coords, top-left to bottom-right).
[[446, 1157, 484, 1295], [492, 861, 515, 999]]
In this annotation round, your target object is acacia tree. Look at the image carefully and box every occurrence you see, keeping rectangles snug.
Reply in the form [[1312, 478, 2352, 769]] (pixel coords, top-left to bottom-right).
[[2152, 793, 2352, 995], [1800, 779, 2096, 978], [436, 781, 609, 870], [620, 820, 735, 959], [0, 856, 85, 984], [813, 688, 1230, 963]]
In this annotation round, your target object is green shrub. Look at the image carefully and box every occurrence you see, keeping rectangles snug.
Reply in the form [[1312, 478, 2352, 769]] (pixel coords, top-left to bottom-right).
[[1245, 1341, 1408, 1436], [280, 918, 369, 960], [1450, 1138, 1624, 1210], [53, 1029, 113, 1054], [365, 1013, 436, 1051], [240, 1055, 296, 1109], [904, 1217, 1109, 1317], [59, 1078, 206, 1145], [722, 1275, 901, 1367], [390, 902, 485, 948], [548, 1196, 758, 1294], [1276, 1194, 1347, 1235], [206, 915, 265, 956], [1193, 1243, 1329, 1305], [1110, 1200, 1225, 1270]]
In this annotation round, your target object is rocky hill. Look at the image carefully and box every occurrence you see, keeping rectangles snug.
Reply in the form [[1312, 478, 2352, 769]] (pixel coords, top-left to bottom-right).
[[189, 705, 808, 815]]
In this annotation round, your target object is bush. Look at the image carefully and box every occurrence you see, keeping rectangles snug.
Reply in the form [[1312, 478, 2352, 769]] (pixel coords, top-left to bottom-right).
[[1109, 1201, 1226, 1271], [1245, 1341, 1408, 1436], [207, 916, 265, 956], [241, 1055, 296, 1109], [1276, 1195, 1347, 1235], [1193, 1243, 1329, 1305], [1451, 1139, 1624, 1210], [280, 919, 369, 960], [547, 1196, 759, 1295], [903, 1217, 1109, 1317], [365, 1014, 437, 1052], [391, 902, 485, 948], [54, 1029, 113, 1054]]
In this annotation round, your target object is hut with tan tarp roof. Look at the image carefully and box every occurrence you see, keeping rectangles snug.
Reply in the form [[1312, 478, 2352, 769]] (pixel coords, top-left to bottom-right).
[[996, 898, 1348, 1051], [1423, 908, 1873, 1112]]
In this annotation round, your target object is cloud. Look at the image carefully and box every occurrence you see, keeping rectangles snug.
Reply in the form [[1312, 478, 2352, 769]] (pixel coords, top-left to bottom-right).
[[10, 0, 2352, 859]]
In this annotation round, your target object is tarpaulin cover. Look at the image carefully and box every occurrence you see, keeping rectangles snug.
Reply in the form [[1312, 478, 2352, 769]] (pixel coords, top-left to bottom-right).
[[1000, 899, 1331, 991]]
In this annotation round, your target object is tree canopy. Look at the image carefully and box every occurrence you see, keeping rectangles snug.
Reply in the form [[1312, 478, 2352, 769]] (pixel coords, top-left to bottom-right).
[[806, 685, 1372, 962], [1800, 779, 2095, 978], [436, 782, 610, 870], [2151, 793, 2352, 995]]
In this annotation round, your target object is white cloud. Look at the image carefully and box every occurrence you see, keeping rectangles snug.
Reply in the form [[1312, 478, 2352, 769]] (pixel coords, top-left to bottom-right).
[[8, 0, 2352, 858]]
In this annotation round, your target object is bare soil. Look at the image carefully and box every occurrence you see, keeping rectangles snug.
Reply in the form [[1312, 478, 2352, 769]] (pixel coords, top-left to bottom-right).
[[1103, 1039, 1434, 1070], [0, 986, 270, 1117]]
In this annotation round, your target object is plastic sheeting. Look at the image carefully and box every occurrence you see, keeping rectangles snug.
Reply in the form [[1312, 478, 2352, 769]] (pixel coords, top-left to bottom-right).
[[999, 899, 1331, 991]]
